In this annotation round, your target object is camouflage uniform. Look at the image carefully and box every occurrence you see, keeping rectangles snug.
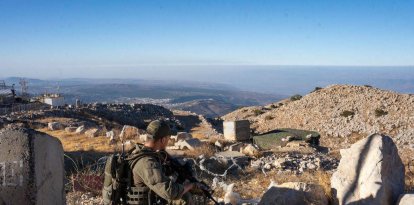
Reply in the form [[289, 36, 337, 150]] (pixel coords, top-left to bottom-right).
[[130, 145, 193, 205]]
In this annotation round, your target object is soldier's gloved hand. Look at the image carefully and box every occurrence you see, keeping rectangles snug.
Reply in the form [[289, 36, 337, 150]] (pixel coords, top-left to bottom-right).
[[195, 182, 211, 192]]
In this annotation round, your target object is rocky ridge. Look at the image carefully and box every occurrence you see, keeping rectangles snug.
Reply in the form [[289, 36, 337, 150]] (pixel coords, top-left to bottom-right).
[[223, 85, 414, 150]]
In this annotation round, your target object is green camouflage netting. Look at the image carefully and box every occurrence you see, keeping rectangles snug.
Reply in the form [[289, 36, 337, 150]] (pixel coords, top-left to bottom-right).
[[253, 128, 320, 150]]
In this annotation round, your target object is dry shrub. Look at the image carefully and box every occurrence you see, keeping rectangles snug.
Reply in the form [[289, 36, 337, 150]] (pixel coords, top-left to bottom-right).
[[315, 171, 333, 201], [222, 168, 334, 200], [37, 128, 117, 153], [185, 143, 216, 158]]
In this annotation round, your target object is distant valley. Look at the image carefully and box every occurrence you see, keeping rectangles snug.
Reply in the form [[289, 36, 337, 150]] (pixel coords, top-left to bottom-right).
[[2, 77, 285, 117]]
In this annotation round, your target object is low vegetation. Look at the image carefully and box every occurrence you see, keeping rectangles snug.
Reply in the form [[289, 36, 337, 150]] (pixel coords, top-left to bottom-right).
[[290, 94, 303, 101], [340, 110, 355, 117], [253, 109, 264, 116], [375, 108, 388, 117], [312, 87, 323, 92]]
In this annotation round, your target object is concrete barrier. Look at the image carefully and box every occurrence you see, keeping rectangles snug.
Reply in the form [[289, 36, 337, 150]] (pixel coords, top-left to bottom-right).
[[0, 128, 65, 205], [223, 120, 250, 141]]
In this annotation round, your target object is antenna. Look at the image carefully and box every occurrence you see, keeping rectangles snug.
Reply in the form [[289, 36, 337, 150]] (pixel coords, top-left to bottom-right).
[[0, 80, 6, 88], [19, 78, 29, 98]]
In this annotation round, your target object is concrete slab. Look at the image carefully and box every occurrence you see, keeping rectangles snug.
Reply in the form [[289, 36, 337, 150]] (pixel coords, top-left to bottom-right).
[[0, 128, 65, 204]]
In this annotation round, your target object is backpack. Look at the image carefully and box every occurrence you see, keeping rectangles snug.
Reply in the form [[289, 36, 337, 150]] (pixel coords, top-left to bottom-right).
[[102, 146, 159, 205]]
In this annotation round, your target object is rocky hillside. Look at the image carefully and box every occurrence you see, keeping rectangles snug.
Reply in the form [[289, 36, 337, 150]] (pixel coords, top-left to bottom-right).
[[223, 85, 414, 150], [169, 99, 238, 118]]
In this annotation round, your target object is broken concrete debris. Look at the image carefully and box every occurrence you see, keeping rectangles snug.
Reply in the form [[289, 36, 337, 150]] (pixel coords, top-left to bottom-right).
[[251, 153, 338, 173]]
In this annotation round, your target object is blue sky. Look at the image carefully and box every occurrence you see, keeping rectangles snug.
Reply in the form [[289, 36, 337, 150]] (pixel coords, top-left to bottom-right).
[[0, 0, 413, 78]]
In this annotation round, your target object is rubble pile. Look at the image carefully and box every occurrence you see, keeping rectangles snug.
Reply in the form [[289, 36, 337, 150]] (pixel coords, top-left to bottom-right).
[[251, 153, 339, 174]]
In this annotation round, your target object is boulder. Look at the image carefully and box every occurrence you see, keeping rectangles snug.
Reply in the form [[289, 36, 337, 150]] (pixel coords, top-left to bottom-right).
[[174, 138, 202, 150], [85, 128, 98, 138], [331, 134, 405, 205], [242, 144, 259, 156], [397, 194, 414, 205], [119, 125, 142, 141], [75, 125, 85, 134], [215, 151, 249, 168], [106, 130, 114, 139], [259, 182, 328, 205], [228, 142, 244, 152], [85, 128, 103, 138], [48, 122, 63, 131], [65, 127, 77, 133], [171, 132, 192, 142], [0, 128, 65, 204]]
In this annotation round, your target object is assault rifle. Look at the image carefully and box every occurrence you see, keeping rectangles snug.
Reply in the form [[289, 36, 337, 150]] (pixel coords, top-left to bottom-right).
[[159, 151, 221, 205]]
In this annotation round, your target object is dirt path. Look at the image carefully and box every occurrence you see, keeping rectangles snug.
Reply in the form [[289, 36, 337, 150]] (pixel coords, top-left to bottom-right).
[[173, 110, 219, 139]]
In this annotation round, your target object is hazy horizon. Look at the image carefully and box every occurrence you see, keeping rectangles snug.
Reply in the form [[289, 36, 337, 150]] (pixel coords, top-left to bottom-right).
[[2, 66, 413, 95]]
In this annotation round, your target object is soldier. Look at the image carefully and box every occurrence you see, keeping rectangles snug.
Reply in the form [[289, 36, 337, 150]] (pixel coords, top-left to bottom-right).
[[127, 120, 198, 205]]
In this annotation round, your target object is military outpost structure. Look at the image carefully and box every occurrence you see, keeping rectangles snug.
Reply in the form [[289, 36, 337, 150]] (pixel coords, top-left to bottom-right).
[[0, 80, 16, 106]]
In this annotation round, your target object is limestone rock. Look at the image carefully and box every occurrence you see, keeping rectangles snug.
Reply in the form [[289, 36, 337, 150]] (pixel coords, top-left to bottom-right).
[[397, 194, 414, 205], [331, 134, 405, 205], [174, 138, 202, 150], [85, 128, 105, 138], [214, 140, 223, 148], [65, 127, 77, 133], [171, 132, 192, 142], [223, 183, 241, 205], [105, 130, 115, 140], [242, 144, 259, 156], [75, 125, 85, 134], [259, 182, 328, 205], [0, 128, 65, 204], [48, 122, 63, 130], [119, 125, 142, 141]]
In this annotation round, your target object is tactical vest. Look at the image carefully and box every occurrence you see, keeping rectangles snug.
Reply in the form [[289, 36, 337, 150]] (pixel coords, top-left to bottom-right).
[[102, 144, 167, 205], [126, 147, 166, 205]]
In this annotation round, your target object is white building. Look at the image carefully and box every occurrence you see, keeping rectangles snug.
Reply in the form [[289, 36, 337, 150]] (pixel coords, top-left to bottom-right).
[[40, 94, 65, 107]]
